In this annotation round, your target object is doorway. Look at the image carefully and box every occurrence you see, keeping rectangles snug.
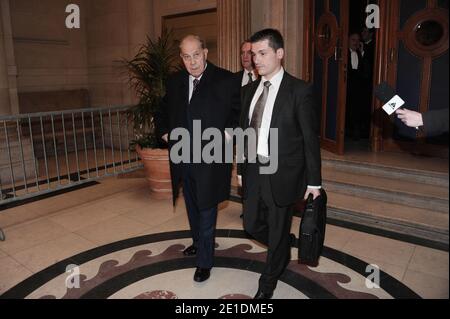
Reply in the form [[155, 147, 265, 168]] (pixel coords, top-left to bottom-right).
[[345, 0, 377, 152]]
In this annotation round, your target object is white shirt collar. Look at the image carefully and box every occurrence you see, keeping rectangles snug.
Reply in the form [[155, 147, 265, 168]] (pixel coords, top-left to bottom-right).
[[245, 69, 256, 77], [261, 67, 284, 89]]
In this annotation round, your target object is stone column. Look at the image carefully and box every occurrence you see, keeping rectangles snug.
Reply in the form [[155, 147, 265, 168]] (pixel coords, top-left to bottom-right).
[[0, 0, 19, 116], [250, 0, 304, 79], [217, 0, 251, 72], [125, 0, 155, 106]]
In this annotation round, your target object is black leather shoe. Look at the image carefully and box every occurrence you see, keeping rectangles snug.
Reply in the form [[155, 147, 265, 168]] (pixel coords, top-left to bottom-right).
[[183, 245, 197, 256], [254, 289, 273, 299], [193, 267, 211, 282]]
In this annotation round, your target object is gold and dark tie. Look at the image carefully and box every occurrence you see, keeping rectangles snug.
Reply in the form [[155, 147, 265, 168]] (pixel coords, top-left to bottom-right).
[[247, 81, 271, 161]]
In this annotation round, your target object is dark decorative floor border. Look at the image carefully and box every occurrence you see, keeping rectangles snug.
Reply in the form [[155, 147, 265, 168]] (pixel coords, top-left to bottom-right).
[[1, 230, 421, 299], [229, 195, 449, 252]]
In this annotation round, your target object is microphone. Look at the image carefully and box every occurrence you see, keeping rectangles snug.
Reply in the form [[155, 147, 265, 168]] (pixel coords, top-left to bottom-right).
[[374, 82, 405, 115]]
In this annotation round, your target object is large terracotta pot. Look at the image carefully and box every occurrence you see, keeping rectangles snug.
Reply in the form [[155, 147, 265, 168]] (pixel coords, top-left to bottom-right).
[[136, 146, 172, 200]]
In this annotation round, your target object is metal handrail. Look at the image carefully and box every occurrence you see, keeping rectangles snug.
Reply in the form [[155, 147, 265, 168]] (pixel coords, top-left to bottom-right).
[[0, 105, 144, 240]]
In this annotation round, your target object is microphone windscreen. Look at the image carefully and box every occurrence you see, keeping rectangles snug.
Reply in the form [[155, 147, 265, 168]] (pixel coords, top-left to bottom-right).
[[374, 82, 396, 104]]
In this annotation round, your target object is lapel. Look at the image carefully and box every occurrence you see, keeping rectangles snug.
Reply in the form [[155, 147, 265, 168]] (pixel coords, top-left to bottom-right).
[[241, 79, 261, 129], [179, 70, 189, 108], [269, 72, 292, 129]]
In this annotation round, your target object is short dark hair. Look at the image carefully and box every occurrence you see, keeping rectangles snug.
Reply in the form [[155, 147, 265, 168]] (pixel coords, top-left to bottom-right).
[[249, 28, 284, 51]]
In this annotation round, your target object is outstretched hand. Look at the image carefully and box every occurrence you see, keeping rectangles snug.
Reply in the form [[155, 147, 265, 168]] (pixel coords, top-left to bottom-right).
[[396, 108, 423, 128]]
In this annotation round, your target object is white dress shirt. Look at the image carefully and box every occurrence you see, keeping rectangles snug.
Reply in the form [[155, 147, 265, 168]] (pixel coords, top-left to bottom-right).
[[350, 49, 359, 70], [241, 69, 257, 87], [248, 67, 284, 158], [349, 48, 365, 70]]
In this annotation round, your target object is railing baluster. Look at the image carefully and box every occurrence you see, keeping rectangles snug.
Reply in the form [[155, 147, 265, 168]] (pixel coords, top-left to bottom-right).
[[61, 113, 71, 183], [125, 111, 131, 166], [51, 115, 61, 185], [91, 111, 99, 178], [99, 111, 107, 175], [3, 121, 16, 198], [117, 111, 124, 172], [81, 111, 90, 179], [109, 109, 116, 174], [16, 119, 28, 193], [28, 117, 40, 191], [0, 166, 3, 200], [72, 113, 81, 182], [40, 116, 50, 188]]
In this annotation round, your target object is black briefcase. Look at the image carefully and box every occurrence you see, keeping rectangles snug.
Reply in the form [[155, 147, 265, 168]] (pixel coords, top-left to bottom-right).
[[298, 189, 327, 266]]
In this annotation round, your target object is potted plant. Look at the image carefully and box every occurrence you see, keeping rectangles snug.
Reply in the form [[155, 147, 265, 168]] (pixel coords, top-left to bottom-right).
[[122, 29, 181, 199]]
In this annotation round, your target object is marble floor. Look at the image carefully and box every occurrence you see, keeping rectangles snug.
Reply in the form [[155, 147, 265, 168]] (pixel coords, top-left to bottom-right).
[[0, 176, 448, 299]]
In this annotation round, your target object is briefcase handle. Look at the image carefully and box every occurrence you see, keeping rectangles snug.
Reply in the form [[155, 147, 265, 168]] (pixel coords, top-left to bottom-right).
[[306, 194, 314, 210]]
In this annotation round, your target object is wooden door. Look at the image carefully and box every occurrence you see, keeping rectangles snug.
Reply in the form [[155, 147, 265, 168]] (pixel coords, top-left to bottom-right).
[[312, 0, 349, 155]]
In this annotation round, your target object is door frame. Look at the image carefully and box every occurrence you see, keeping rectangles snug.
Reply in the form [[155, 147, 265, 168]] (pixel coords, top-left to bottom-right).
[[303, 0, 383, 154], [304, 0, 349, 155]]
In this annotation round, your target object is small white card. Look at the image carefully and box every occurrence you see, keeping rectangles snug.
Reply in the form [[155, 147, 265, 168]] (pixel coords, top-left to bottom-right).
[[382, 95, 405, 115]]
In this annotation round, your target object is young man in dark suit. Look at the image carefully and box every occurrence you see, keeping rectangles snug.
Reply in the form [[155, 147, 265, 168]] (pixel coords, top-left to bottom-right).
[[159, 35, 240, 283], [237, 29, 322, 299]]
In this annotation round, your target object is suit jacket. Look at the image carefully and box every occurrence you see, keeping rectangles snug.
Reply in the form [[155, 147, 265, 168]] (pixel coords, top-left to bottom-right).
[[158, 62, 241, 210], [423, 108, 449, 136], [238, 71, 322, 207], [233, 70, 257, 88], [234, 70, 245, 86]]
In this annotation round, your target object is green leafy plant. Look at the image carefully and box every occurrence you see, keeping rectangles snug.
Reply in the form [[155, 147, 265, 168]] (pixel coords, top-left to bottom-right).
[[122, 29, 181, 149]]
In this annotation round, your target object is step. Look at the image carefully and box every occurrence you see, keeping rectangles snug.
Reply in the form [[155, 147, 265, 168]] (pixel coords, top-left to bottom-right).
[[326, 191, 449, 245], [322, 167, 449, 213], [323, 158, 449, 187]]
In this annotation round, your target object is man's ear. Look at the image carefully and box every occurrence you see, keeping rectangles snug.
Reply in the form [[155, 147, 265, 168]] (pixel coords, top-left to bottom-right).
[[203, 48, 209, 59], [276, 48, 284, 60]]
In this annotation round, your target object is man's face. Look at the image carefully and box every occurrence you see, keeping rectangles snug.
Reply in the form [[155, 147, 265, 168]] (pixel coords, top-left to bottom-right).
[[349, 34, 361, 51], [241, 42, 253, 71], [361, 28, 372, 42], [251, 39, 283, 80], [180, 38, 208, 78]]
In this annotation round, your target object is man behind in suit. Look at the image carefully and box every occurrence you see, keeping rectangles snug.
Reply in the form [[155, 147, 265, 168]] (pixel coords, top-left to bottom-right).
[[238, 29, 322, 299], [235, 41, 258, 217], [235, 40, 258, 87], [159, 35, 240, 283], [346, 32, 371, 140]]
